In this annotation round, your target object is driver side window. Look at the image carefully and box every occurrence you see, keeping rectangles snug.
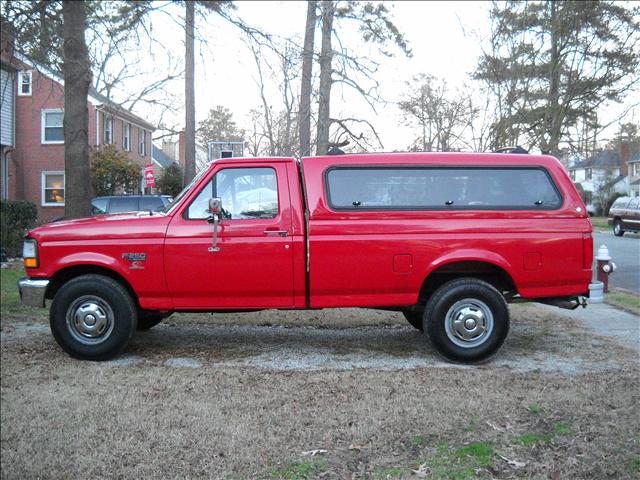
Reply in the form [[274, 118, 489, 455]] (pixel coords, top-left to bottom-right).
[[187, 167, 279, 220]]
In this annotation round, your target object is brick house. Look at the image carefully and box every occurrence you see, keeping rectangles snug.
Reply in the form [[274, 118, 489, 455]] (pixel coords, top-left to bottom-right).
[[1, 50, 155, 222]]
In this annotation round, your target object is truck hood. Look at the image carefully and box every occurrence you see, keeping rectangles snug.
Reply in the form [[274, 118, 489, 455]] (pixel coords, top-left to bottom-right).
[[28, 212, 172, 242]]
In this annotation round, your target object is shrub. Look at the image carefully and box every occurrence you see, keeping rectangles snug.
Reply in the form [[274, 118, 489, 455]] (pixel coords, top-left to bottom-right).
[[157, 163, 184, 197], [0, 200, 38, 258], [91, 145, 142, 196]]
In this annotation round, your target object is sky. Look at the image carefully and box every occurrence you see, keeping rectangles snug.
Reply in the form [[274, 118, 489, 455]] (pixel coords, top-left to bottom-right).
[[123, 1, 638, 153]]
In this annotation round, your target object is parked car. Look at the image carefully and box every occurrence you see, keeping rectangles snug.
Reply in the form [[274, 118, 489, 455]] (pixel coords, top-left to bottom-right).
[[608, 196, 640, 236], [19, 152, 594, 363], [91, 195, 172, 215]]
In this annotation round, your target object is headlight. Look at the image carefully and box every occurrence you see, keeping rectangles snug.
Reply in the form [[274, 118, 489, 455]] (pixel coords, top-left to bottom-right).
[[22, 239, 39, 268]]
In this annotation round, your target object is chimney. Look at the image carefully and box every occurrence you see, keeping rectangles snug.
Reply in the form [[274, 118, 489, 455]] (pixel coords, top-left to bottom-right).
[[620, 141, 630, 177], [0, 20, 15, 63]]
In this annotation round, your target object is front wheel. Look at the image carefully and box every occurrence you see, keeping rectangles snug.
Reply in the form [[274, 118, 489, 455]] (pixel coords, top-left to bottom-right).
[[50, 274, 137, 360], [424, 278, 509, 363], [613, 220, 624, 237]]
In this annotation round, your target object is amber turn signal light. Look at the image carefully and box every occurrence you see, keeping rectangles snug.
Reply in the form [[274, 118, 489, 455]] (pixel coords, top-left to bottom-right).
[[24, 258, 38, 268]]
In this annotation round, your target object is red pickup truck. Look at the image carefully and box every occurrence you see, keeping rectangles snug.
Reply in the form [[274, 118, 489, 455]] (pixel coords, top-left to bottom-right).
[[18, 152, 594, 363]]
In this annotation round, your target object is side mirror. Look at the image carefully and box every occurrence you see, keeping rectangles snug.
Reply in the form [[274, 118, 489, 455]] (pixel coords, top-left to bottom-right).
[[209, 197, 222, 215]]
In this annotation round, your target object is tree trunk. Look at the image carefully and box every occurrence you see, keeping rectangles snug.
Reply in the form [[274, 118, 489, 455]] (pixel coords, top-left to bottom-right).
[[544, 1, 562, 156], [316, 1, 334, 156], [62, 0, 92, 219], [184, 0, 196, 185], [299, 1, 316, 157]]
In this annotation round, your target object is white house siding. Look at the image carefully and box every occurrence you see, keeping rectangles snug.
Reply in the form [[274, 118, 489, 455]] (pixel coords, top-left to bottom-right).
[[0, 67, 15, 147], [571, 167, 621, 193]]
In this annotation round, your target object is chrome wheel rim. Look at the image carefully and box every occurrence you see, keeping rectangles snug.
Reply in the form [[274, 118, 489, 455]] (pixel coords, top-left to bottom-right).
[[444, 298, 494, 348], [66, 295, 115, 345], [614, 222, 621, 234]]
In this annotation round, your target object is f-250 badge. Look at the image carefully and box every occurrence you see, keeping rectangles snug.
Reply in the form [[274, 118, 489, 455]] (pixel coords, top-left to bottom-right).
[[122, 253, 146, 269]]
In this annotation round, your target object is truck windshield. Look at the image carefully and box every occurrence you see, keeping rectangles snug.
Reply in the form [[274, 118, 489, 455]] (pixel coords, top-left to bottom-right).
[[160, 165, 211, 214]]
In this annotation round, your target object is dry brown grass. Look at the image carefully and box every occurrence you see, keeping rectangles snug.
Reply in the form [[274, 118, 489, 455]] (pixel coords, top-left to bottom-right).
[[2, 304, 639, 479]]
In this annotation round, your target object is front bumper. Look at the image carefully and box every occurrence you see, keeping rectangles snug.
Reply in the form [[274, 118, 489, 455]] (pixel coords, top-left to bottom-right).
[[17, 278, 49, 308]]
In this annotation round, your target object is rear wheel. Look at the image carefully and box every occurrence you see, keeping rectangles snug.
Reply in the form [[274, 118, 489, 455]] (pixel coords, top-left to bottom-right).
[[50, 274, 137, 361], [424, 278, 509, 363], [402, 310, 424, 331], [613, 220, 624, 237]]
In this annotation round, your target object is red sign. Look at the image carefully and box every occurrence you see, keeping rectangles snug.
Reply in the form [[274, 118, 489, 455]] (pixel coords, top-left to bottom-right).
[[144, 164, 155, 187]]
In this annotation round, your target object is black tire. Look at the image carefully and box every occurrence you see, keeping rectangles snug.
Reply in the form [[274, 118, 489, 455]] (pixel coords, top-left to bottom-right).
[[137, 310, 169, 331], [50, 274, 137, 361], [423, 278, 509, 363], [402, 310, 424, 331], [613, 220, 624, 237]]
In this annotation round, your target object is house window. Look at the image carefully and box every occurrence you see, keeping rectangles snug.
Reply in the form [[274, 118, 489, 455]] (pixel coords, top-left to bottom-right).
[[633, 163, 640, 176], [42, 171, 65, 206], [41, 109, 64, 144], [123, 122, 131, 151], [586, 168, 592, 180], [104, 116, 114, 144], [17, 71, 32, 96], [138, 128, 146, 156]]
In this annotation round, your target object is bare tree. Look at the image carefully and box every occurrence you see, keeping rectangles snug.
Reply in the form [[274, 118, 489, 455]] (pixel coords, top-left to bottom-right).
[[62, 0, 92, 219], [316, 1, 335, 155], [247, 39, 301, 156], [299, 1, 317, 157], [184, 0, 196, 185], [399, 75, 476, 152], [308, 1, 411, 155]]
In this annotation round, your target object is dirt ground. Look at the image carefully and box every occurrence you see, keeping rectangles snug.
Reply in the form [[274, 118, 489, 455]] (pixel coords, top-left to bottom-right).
[[1, 302, 639, 479]]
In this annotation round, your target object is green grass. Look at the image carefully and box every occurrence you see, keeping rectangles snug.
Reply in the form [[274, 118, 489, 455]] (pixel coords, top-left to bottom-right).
[[270, 459, 328, 479], [553, 422, 572, 436], [515, 421, 573, 447], [589, 216, 610, 230], [409, 435, 425, 447], [605, 288, 640, 316], [1, 265, 27, 314], [527, 403, 543, 414], [516, 432, 552, 446], [0, 264, 44, 325], [631, 456, 640, 473], [411, 442, 495, 480], [454, 442, 493, 467]]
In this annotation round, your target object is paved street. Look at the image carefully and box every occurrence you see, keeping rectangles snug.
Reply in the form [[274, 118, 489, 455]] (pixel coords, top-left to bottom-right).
[[593, 231, 640, 293]]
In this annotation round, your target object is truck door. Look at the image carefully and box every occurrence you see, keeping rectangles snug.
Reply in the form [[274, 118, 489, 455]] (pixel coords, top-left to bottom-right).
[[164, 163, 294, 308]]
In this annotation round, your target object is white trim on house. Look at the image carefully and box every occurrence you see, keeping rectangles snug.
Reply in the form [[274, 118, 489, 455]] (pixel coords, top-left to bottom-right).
[[41, 109, 64, 144], [96, 108, 100, 146], [123, 121, 131, 151], [138, 127, 146, 156], [41, 170, 65, 206], [104, 115, 114, 144], [17, 70, 32, 96]]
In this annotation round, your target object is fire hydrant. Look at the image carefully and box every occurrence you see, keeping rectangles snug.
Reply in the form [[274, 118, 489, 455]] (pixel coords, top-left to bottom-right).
[[595, 245, 616, 293]]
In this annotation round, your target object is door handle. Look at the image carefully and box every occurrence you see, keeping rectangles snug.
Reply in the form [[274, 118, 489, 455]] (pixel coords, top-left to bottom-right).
[[263, 229, 289, 237]]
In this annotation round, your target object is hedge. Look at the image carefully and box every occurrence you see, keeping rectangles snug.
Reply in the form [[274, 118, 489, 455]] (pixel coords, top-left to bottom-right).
[[1, 200, 38, 258]]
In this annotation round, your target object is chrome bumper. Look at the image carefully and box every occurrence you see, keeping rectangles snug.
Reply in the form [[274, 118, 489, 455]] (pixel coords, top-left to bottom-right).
[[17, 278, 49, 308]]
